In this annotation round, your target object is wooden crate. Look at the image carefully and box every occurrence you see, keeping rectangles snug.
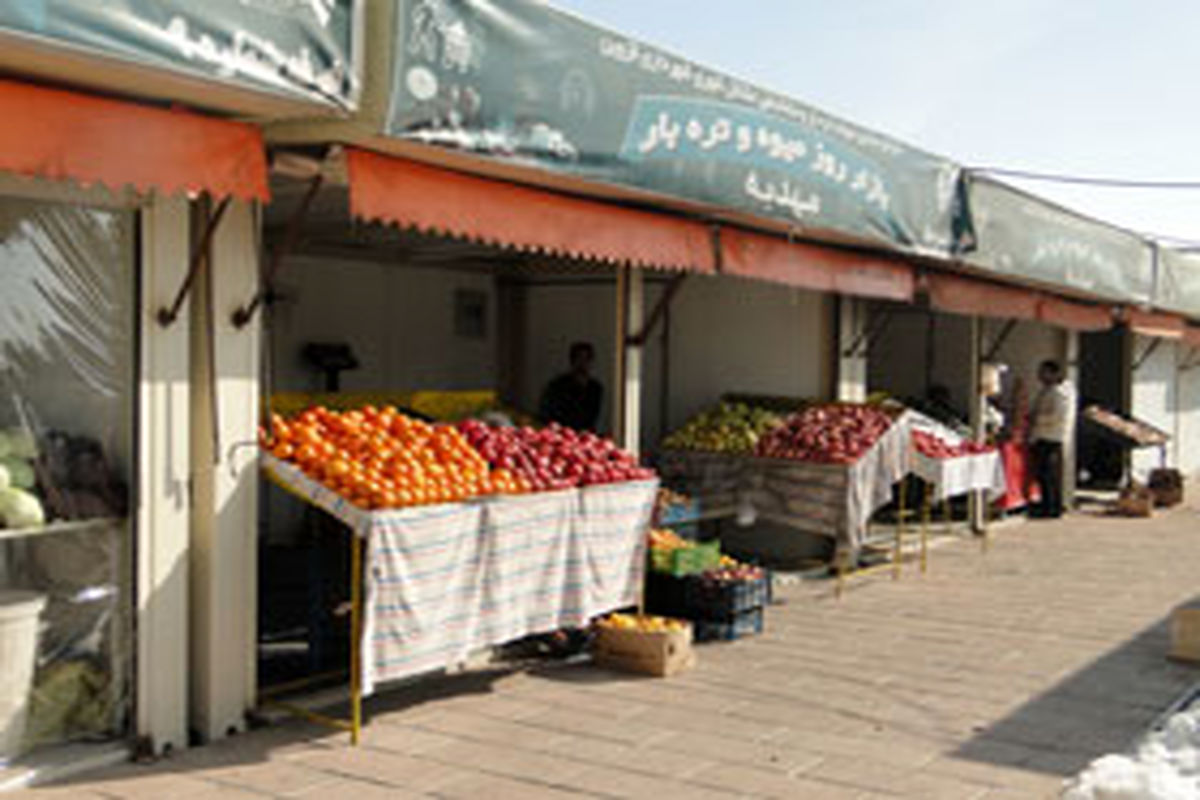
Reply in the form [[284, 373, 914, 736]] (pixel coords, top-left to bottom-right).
[[593, 622, 695, 677], [1170, 606, 1200, 663]]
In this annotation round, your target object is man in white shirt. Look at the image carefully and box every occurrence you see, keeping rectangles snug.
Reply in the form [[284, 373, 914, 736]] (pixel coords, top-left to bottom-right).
[[1029, 359, 1075, 518]]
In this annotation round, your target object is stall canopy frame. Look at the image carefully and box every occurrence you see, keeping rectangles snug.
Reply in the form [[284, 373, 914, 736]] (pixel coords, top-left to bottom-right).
[[345, 148, 718, 274], [0, 78, 269, 202]]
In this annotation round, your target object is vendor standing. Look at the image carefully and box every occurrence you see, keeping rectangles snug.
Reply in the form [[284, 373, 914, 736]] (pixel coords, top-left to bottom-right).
[[1029, 359, 1076, 518], [540, 341, 603, 432]]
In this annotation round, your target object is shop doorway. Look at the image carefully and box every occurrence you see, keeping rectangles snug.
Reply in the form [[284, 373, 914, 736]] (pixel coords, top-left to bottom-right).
[[1077, 328, 1129, 487]]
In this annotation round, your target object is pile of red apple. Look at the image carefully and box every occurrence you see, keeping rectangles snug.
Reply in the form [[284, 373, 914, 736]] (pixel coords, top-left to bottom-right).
[[756, 404, 895, 464], [457, 421, 655, 491], [697, 564, 766, 584], [912, 430, 995, 459]]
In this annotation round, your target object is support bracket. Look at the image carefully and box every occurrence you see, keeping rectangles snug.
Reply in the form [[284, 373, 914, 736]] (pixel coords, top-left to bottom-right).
[[842, 306, 894, 358], [1180, 346, 1200, 372], [232, 174, 323, 328], [1133, 336, 1164, 372], [981, 318, 1018, 363], [627, 273, 687, 347], [156, 196, 232, 327]]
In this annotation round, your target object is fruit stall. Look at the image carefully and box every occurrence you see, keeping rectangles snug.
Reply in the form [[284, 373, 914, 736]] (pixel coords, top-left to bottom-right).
[[660, 402, 915, 564], [258, 404, 658, 740], [657, 398, 1008, 582]]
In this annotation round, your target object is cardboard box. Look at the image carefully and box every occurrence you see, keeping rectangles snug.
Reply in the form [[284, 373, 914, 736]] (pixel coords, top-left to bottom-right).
[[1149, 469, 1184, 508], [1115, 484, 1154, 518], [1170, 606, 1200, 663], [593, 622, 695, 677]]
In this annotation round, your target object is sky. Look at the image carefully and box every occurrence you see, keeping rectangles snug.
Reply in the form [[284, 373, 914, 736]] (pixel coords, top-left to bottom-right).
[[551, 0, 1200, 244]]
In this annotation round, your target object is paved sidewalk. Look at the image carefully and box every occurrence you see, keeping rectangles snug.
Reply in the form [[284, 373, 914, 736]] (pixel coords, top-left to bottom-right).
[[14, 504, 1200, 799]]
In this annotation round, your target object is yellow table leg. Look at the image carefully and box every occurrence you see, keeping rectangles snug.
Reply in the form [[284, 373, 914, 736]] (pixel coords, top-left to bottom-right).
[[921, 484, 931, 575], [893, 478, 905, 580], [350, 533, 363, 746]]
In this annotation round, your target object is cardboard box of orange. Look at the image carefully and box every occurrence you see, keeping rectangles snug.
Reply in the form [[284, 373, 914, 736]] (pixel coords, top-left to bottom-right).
[[593, 615, 695, 677]]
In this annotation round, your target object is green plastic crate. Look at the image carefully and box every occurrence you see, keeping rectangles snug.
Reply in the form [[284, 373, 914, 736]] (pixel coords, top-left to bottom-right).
[[650, 541, 721, 577]]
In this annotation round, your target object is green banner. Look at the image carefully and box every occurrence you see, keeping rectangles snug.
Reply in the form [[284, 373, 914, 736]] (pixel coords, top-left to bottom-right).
[[1158, 248, 1200, 318], [965, 177, 1154, 306], [0, 0, 358, 110], [386, 0, 969, 255]]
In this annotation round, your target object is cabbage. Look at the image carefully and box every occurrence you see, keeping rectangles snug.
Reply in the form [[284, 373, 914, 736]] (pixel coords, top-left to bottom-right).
[[0, 487, 44, 529], [0, 464, 8, 492], [0, 457, 34, 490], [4, 428, 37, 460]]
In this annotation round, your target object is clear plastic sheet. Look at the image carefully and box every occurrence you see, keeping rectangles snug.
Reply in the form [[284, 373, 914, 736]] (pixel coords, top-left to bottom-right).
[[0, 195, 134, 759]]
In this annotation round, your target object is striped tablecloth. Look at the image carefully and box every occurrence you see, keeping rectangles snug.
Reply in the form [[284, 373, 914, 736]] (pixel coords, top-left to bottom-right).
[[262, 456, 655, 694]]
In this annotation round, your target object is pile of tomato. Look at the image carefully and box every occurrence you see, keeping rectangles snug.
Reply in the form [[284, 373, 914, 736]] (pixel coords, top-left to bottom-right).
[[261, 405, 533, 510]]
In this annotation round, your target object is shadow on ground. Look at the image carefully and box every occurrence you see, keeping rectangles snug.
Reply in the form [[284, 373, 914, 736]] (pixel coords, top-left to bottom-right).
[[953, 600, 1200, 778]]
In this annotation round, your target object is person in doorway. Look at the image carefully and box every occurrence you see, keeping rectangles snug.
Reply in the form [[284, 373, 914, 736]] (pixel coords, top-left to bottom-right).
[[1029, 359, 1076, 519], [540, 341, 603, 431]]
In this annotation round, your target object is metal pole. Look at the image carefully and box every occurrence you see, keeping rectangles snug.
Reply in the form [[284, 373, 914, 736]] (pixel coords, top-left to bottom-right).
[[350, 534, 363, 745], [969, 317, 986, 533], [893, 477, 905, 580], [921, 483, 931, 574]]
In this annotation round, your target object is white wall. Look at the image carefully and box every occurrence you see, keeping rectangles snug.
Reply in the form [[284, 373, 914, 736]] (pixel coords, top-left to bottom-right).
[[1130, 335, 1179, 479], [520, 281, 619, 434], [518, 275, 831, 449], [1176, 355, 1200, 477], [868, 307, 973, 417], [659, 276, 829, 433], [986, 319, 1068, 403], [271, 256, 498, 394]]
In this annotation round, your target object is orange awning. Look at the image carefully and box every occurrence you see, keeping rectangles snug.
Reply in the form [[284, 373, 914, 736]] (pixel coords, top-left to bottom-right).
[[346, 148, 715, 272], [927, 273, 1039, 320], [719, 228, 914, 301], [1184, 327, 1200, 349], [1036, 296, 1113, 332], [0, 79, 268, 201], [1123, 308, 1186, 339]]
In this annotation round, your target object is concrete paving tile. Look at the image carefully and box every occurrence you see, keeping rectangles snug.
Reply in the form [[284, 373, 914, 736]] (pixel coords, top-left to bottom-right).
[[418, 739, 588, 784], [891, 770, 993, 800], [772, 729, 942, 769], [515, 706, 668, 747], [652, 728, 825, 774], [65, 771, 222, 800], [360, 722, 464, 755], [297, 746, 474, 792], [201, 760, 340, 796], [432, 771, 593, 799], [28, 510, 1200, 799], [406, 707, 568, 750], [568, 766, 742, 800], [2, 790, 113, 800], [804, 753, 920, 795], [687, 762, 865, 799], [289, 776, 429, 798], [537, 733, 712, 779]]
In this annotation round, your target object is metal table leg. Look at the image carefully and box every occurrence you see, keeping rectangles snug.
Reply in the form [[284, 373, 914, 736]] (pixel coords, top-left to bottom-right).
[[350, 533, 363, 745], [921, 483, 931, 575]]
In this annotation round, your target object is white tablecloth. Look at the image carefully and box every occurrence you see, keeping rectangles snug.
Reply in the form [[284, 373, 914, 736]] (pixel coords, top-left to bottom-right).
[[911, 450, 1007, 502], [263, 456, 655, 694]]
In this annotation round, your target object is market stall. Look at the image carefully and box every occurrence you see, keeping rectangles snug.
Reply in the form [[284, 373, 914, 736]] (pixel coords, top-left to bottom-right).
[[257, 402, 658, 740], [909, 419, 1007, 558], [660, 403, 917, 580]]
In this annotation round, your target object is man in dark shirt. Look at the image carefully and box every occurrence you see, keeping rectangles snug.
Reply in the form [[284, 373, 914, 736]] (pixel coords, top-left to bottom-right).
[[540, 341, 603, 431]]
